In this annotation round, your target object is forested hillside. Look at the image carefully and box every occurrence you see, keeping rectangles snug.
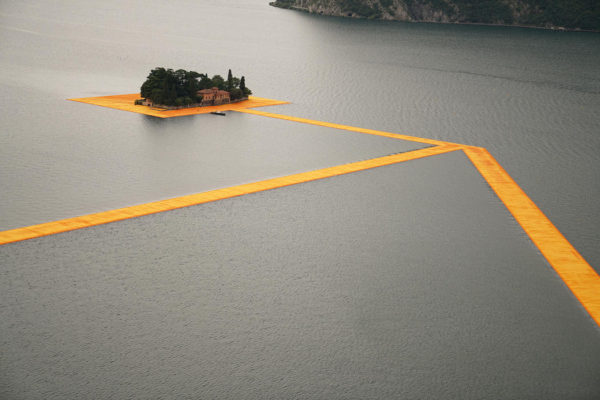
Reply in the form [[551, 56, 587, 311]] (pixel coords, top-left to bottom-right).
[[270, 0, 599, 31]]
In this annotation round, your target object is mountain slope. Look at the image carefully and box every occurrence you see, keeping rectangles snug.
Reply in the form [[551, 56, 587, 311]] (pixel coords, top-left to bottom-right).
[[270, 0, 600, 31]]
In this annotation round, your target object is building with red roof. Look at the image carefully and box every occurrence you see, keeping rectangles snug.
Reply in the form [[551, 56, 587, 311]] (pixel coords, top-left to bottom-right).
[[197, 87, 231, 106]]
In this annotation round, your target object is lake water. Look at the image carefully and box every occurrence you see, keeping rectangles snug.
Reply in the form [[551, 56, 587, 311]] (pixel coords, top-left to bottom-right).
[[1, 1, 599, 398]]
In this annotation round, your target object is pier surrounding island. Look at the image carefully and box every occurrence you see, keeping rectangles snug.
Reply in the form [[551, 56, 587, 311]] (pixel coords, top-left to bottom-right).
[[5, 107, 600, 329], [69, 94, 288, 118]]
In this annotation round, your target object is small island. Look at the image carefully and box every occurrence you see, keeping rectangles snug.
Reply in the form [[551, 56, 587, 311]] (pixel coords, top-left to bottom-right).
[[135, 67, 252, 109]]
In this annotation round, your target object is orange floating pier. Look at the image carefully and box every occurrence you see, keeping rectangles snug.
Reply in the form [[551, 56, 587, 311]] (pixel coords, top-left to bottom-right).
[[68, 93, 288, 118], [6, 103, 600, 328], [463, 146, 600, 327], [0, 144, 458, 246], [238, 108, 451, 146]]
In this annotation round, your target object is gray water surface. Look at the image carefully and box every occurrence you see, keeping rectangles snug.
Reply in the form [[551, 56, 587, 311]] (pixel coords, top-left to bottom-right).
[[1, 0, 598, 268], [2, 151, 599, 399], [0, 92, 425, 229], [1, 1, 600, 398]]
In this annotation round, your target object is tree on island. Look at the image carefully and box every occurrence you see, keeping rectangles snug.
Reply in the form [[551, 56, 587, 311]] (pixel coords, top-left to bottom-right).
[[139, 67, 252, 107], [227, 69, 233, 91], [240, 76, 247, 94], [210, 74, 226, 90]]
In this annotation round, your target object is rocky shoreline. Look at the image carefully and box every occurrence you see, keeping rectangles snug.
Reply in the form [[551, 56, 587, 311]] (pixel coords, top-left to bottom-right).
[[270, 0, 599, 33]]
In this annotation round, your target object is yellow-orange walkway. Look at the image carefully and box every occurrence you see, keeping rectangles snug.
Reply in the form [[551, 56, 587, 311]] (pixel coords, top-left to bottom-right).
[[68, 94, 289, 118], [463, 146, 600, 327], [237, 108, 451, 146], [3, 102, 599, 328], [0, 144, 458, 246]]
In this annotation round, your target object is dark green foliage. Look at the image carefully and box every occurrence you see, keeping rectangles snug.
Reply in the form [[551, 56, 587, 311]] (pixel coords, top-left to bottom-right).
[[140, 67, 252, 107], [270, 0, 599, 30], [520, 0, 600, 30], [211, 75, 226, 90], [227, 69, 234, 91], [340, 0, 382, 18], [198, 74, 213, 90], [141, 67, 201, 106], [240, 76, 252, 96], [269, 0, 295, 9], [140, 67, 166, 99], [402, 0, 456, 18], [229, 88, 243, 100], [454, 0, 513, 24]]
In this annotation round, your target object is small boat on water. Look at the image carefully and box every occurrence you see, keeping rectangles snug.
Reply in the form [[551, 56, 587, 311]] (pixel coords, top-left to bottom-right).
[[211, 111, 226, 116]]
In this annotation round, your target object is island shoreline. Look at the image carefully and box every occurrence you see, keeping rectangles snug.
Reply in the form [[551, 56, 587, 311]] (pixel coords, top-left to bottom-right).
[[270, 3, 599, 33]]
